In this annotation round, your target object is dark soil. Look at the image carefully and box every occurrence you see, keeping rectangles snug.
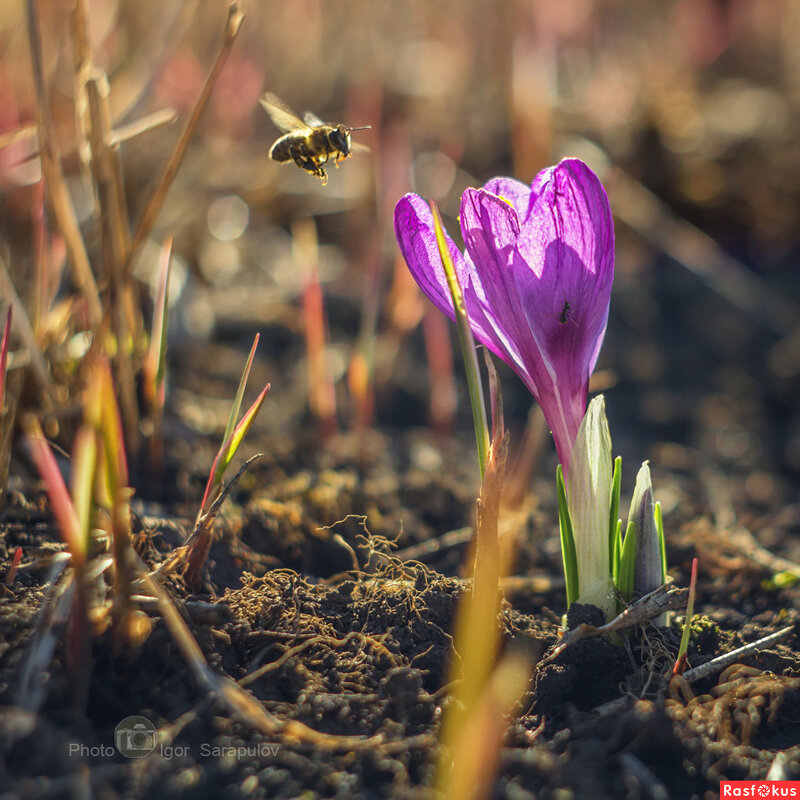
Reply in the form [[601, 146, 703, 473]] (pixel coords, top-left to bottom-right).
[[1, 414, 798, 800]]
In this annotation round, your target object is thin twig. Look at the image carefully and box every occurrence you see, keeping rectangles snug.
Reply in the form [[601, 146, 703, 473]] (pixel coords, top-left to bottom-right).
[[123, 1, 244, 279], [541, 583, 689, 665], [110, 108, 178, 147], [0, 253, 54, 406], [6, 109, 178, 165], [393, 526, 473, 562], [682, 625, 796, 685], [69, 0, 92, 174], [0, 124, 37, 150]]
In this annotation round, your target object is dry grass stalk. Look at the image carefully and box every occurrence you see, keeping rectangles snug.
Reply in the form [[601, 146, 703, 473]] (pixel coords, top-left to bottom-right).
[[85, 72, 140, 455], [26, 0, 102, 328], [123, 1, 245, 280], [0, 253, 54, 405]]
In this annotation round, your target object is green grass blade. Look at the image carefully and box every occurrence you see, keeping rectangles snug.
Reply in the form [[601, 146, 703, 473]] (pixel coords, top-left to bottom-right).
[[557, 464, 579, 606], [617, 520, 637, 602], [214, 383, 270, 484], [145, 236, 173, 410], [201, 383, 270, 513], [655, 500, 667, 583], [430, 200, 489, 479], [222, 333, 260, 451], [608, 455, 621, 572], [612, 518, 622, 583]]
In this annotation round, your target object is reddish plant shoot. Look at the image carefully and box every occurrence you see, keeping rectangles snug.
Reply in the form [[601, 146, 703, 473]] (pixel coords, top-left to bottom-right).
[[673, 557, 699, 677]]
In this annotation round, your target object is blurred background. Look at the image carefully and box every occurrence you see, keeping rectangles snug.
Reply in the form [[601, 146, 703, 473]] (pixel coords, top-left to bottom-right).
[[1, 0, 799, 506]]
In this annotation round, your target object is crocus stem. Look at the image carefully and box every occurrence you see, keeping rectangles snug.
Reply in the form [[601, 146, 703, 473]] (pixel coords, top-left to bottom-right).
[[430, 201, 489, 479]]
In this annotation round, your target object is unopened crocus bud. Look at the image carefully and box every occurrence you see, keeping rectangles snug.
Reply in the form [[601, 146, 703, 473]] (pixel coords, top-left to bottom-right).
[[629, 461, 663, 598], [567, 394, 615, 618]]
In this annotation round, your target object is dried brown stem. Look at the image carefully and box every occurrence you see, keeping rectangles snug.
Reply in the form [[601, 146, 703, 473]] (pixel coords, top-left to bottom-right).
[[7, 109, 177, 166], [0, 253, 54, 405], [69, 0, 92, 173], [85, 71, 140, 455], [0, 124, 37, 151], [109, 108, 178, 147], [26, 0, 102, 328], [123, 1, 245, 279]]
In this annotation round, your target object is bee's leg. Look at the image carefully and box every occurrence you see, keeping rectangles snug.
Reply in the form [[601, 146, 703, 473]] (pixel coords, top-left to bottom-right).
[[307, 158, 327, 183], [289, 145, 314, 175]]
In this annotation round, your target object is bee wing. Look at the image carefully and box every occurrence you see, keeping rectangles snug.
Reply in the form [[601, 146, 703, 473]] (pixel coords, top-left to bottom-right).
[[260, 93, 309, 134], [303, 110, 326, 127]]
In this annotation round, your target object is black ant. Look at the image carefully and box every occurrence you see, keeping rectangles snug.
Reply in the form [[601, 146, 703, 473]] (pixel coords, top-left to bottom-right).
[[557, 300, 578, 327]]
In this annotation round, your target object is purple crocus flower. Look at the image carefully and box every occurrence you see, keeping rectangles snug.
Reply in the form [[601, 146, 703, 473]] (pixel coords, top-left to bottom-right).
[[394, 158, 614, 475]]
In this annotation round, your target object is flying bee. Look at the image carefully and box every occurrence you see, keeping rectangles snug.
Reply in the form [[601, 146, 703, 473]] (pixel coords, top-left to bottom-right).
[[260, 93, 370, 185]]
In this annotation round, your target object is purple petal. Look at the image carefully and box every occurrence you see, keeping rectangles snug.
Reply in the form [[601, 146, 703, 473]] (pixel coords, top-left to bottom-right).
[[512, 159, 615, 469], [481, 177, 530, 219], [516, 159, 614, 349], [394, 194, 527, 368], [459, 188, 534, 386], [394, 194, 463, 321]]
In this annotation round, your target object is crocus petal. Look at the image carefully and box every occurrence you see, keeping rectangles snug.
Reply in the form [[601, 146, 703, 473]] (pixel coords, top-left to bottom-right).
[[518, 159, 614, 342], [394, 194, 528, 370], [512, 159, 615, 470], [394, 194, 464, 321], [523, 167, 555, 222], [481, 177, 530, 219], [459, 188, 535, 386]]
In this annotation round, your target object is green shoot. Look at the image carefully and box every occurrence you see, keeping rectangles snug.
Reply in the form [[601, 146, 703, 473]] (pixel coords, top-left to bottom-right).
[[144, 235, 173, 417], [612, 518, 622, 583], [201, 383, 270, 513], [609, 455, 621, 570], [673, 557, 698, 676], [430, 200, 489, 478], [655, 500, 667, 585], [220, 332, 260, 466], [198, 336, 269, 517], [617, 520, 636, 602], [188, 339, 270, 585], [556, 464, 579, 606]]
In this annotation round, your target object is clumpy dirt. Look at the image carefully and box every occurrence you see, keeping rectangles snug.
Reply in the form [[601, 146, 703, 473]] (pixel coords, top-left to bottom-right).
[[1, 420, 798, 800]]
